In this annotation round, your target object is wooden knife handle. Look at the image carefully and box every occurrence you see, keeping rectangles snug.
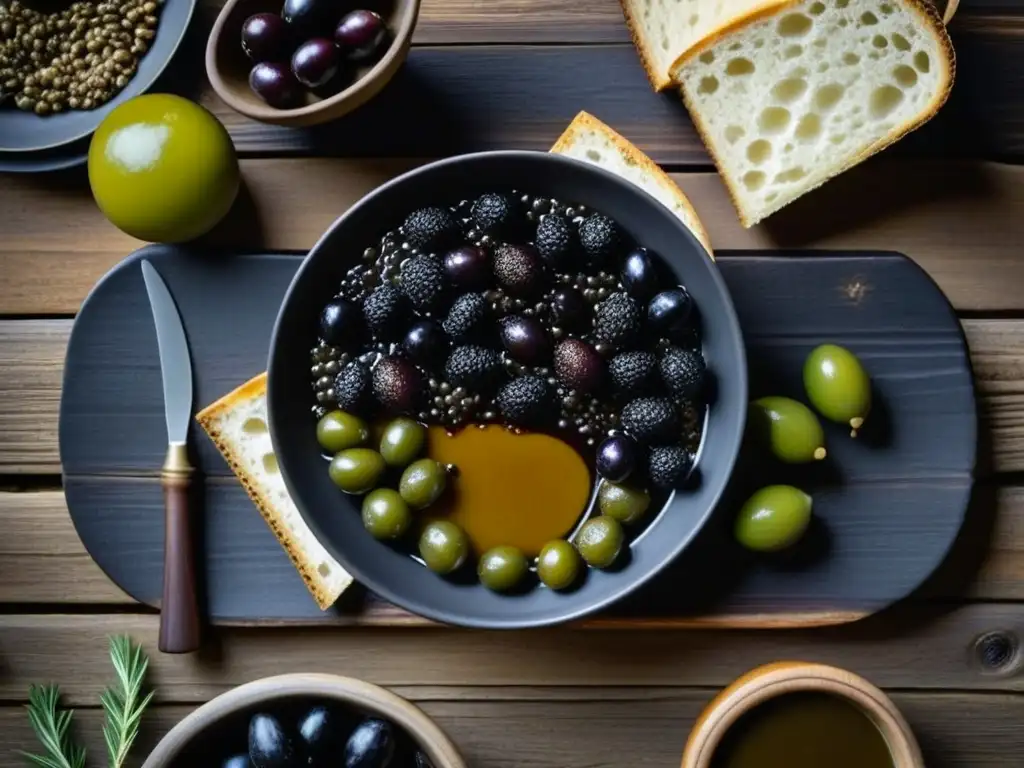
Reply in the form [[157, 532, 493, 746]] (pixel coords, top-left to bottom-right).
[[158, 443, 201, 654]]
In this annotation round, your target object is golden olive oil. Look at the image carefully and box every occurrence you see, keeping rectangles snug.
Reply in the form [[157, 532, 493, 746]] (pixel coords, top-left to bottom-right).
[[711, 692, 895, 768]]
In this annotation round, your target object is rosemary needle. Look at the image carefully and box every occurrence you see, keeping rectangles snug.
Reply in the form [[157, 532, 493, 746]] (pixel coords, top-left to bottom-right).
[[20, 684, 87, 768], [101, 635, 156, 768]]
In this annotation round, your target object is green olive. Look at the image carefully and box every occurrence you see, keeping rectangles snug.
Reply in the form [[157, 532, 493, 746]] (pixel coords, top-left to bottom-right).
[[537, 539, 582, 590], [419, 520, 469, 574], [598, 482, 651, 524], [574, 516, 625, 569], [379, 417, 427, 467], [316, 410, 370, 453], [478, 545, 529, 592], [734, 485, 812, 552], [361, 489, 412, 540], [328, 448, 386, 494], [803, 344, 871, 436], [750, 396, 826, 463], [399, 459, 448, 509]]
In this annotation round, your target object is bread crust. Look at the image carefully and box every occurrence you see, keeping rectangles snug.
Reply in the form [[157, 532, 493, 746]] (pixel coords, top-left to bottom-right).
[[196, 373, 351, 610], [673, 0, 956, 227], [551, 110, 715, 256], [618, 0, 675, 91]]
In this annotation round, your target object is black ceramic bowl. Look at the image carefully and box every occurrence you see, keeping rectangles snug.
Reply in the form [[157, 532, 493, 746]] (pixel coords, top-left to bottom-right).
[[268, 151, 747, 629]]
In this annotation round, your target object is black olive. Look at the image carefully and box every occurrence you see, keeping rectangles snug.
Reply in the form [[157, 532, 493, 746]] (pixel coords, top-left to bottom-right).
[[223, 755, 254, 768], [298, 705, 345, 765], [344, 718, 395, 768], [249, 713, 295, 768], [413, 751, 435, 768]]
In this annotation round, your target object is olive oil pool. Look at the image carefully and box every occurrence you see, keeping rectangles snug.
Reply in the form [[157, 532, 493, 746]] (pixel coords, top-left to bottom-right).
[[710, 692, 895, 768]]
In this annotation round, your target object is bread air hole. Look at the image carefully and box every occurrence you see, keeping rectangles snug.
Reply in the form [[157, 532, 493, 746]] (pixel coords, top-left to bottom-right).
[[743, 170, 766, 191], [836, 0, 849, 7], [754, 39, 765, 49], [873, 34, 888, 48], [831, 133, 846, 144], [243, 417, 268, 434], [699, 50, 715, 64], [318, 562, 331, 577], [263, 453, 280, 473], [870, 84, 903, 118], [729, 42, 743, 51], [893, 64, 918, 87], [661, 33, 670, 50], [758, 106, 792, 134], [817, 62, 830, 72], [726, 57, 755, 76], [869, 51, 881, 60], [860, 11, 878, 24], [914, 51, 931, 73], [586, 149, 601, 161], [892, 33, 911, 50], [813, 83, 844, 111], [778, 13, 813, 36], [772, 77, 808, 103], [843, 52, 860, 65], [766, 192, 779, 203], [880, 2, 894, 12], [698, 75, 720, 94], [814, 38, 827, 48], [775, 167, 807, 183], [784, 44, 803, 59], [725, 125, 746, 143], [796, 113, 822, 140], [838, 18, 848, 27], [746, 139, 773, 163], [810, 1, 826, 14], [689, 13, 700, 25]]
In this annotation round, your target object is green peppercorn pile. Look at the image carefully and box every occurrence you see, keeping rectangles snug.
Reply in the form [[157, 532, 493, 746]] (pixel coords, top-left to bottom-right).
[[0, 0, 163, 116]]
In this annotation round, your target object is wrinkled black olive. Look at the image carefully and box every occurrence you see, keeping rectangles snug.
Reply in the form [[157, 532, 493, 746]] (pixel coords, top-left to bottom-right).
[[223, 755, 254, 768]]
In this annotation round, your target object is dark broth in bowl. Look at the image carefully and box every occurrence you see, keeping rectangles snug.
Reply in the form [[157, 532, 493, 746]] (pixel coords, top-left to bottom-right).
[[710, 692, 895, 768]]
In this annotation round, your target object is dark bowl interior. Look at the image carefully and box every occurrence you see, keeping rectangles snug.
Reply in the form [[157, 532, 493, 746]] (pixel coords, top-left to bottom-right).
[[267, 151, 748, 629]]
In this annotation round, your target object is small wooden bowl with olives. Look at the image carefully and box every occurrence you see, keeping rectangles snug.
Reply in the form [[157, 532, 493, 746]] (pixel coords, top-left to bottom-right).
[[140, 673, 466, 768], [205, 0, 419, 126]]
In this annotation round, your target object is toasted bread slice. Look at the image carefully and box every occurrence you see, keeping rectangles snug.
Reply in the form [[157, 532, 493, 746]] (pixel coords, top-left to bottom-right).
[[672, 0, 955, 227], [550, 110, 714, 258], [196, 373, 353, 610]]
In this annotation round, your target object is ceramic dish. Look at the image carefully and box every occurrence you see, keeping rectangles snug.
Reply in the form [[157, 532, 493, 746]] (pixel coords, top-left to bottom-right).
[[267, 150, 748, 629], [0, 0, 197, 154], [206, 0, 420, 127], [681, 662, 925, 768], [140, 673, 467, 768], [0, 141, 88, 173]]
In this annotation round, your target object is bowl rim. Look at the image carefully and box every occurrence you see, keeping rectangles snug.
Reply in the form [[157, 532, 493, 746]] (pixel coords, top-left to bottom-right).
[[139, 672, 467, 768], [267, 149, 748, 629], [204, 0, 421, 121], [680, 661, 925, 768]]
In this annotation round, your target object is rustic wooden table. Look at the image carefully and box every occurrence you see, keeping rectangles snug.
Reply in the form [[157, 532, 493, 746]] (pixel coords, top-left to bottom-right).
[[3, 0, 1024, 764]]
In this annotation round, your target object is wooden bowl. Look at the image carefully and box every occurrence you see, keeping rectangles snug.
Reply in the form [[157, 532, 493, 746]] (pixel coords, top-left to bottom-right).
[[205, 0, 420, 127], [140, 673, 467, 767], [681, 662, 924, 768]]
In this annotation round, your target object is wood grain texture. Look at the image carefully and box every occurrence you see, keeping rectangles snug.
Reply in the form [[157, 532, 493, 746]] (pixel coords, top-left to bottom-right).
[[3, 606, 1024, 700], [15, 315, 1020, 473], [3, 485, 1022, 604], [3, 160, 1024, 315], [2, 691, 1024, 767]]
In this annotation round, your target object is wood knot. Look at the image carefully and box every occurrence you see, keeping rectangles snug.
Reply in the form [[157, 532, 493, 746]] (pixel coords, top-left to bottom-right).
[[973, 631, 1019, 673]]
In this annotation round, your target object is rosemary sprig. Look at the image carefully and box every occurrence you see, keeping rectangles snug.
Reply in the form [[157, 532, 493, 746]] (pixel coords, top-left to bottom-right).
[[20, 684, 87, 768], [100, 635, 155, 768]]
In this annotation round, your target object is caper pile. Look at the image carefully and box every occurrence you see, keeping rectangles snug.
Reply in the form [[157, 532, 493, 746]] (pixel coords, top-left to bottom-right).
[[0, 0, 162, 115], [736, 343, 872, 552]]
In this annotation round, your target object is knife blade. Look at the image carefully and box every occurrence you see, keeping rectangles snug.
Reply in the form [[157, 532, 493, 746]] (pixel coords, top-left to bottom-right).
[[141, 259, 202, 654]]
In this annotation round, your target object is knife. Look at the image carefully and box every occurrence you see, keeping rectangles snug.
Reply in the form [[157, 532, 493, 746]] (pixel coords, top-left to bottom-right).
[[141, 259, 201, 654]]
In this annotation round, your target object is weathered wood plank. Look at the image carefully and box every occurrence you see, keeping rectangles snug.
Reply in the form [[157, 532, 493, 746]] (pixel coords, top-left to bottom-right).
[[2, 318, 1016, 473], [1, 691, 1022, 767], [0, 607, 1022, 701], [2, 483, 1021, 605], [3, 160, 1024, 315]]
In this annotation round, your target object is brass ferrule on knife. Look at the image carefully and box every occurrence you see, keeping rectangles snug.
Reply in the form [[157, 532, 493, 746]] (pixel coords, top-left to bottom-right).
[[162, 443, 193, 487]]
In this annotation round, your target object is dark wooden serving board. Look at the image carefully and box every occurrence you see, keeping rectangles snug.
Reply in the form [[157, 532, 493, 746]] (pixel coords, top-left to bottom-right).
[[58, 246, 977, 628]]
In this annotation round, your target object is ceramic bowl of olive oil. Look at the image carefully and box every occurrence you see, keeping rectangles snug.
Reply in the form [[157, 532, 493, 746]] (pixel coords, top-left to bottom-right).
[[681, 662, 924, 768]]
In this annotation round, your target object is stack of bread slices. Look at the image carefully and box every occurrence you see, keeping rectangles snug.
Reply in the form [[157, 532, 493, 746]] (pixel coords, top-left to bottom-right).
[[620, 0, 956, 227]]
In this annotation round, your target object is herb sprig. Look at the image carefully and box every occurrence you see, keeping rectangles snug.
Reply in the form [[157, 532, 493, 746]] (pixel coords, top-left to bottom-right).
[[22, 635, 155, 768]]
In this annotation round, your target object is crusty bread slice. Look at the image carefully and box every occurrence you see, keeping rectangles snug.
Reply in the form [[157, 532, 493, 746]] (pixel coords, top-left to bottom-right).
[[550, 110, 714, 258], [620, 0, 785, 90], [672, 0, 955, 227], [196, 373, 353, 610]]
